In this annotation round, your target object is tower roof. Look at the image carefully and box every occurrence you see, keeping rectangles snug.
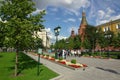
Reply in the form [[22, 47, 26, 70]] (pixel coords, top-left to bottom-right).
[[81, 11, 88, 25]]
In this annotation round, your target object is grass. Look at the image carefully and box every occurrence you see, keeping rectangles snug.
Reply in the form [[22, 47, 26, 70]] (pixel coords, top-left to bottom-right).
[[0, 52, 59, 80]]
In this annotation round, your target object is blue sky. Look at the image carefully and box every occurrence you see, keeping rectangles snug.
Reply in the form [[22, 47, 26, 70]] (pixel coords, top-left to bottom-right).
[[33, 0, 120, 42]]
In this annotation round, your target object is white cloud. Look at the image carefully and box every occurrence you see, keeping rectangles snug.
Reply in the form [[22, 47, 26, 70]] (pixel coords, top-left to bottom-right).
[[45, 28, 67, 43], [98, 10, 105, 19], [78, 18, 82, 21], [63, 18, 76, 23], [64, 10, 74, 16], [111, 14, 120, 20], [64, 0, 73, 4], [107, 7, 115, 15], [58, 35, 67, 40], [49, 7, 58, 12], [32, 8, 46, 15], [96, 7, 117, 25], [33, 0, 91, 16]]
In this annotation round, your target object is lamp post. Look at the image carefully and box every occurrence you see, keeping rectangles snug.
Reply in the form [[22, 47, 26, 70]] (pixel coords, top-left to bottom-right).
[[105, 34, 112, 58], [54, 26, 61, 59]]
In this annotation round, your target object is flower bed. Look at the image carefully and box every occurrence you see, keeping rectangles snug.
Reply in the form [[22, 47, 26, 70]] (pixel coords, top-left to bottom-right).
[[58, 61, 66, 65], [68, 64, 81, 68], [39, 54, 87, 69], [49, 58, 55, 61]]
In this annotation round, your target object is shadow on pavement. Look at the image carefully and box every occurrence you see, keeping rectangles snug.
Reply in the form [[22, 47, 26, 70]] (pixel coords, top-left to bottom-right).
[[96, 67, 120, 75]]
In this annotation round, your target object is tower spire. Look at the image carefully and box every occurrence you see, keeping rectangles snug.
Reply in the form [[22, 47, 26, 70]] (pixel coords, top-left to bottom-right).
[[81, 10, 88, 25], [78, 10, 88, 42]]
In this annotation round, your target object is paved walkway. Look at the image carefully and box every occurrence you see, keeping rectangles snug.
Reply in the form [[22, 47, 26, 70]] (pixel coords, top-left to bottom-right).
[[26, 53, 120, 80]]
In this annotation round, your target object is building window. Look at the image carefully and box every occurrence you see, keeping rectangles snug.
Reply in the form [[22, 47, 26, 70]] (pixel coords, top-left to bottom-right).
[[103, 27, 110, 32], [106, 27, 108, 31], [116, 24, 120, 29], [103, 28, 105, 32], [106, 26, 110, 31]]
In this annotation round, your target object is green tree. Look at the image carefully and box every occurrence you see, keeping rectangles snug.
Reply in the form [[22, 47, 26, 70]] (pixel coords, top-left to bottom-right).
[[112, 33, 120, 48], [82, 37, 91, 49], [57, 39, 65, 49], [34, 37, 44, 50], [67, 37, 74, 49], [0, 21, 5, 48], [96, 28, 114, 50], [0, 0, 45, 76], [73, 35, 81, 49], [85, 25, 97, 50], [104, 31, 114, 47], [96, 28, 106, 49]]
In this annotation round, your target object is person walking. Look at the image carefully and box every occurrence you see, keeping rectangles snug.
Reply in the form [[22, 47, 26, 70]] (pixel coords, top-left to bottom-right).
[[62, 49, 66, 59], [78, 49, 81, 57], [74, 50, 77, 57]]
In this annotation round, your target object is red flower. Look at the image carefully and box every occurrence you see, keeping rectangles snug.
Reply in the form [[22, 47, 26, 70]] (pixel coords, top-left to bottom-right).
[[45, 57, 49, 59], [41, 56, 44, 58], [68, 64, 81, 68], [82, 64, 87, 67], [59, 61, 66, 65], [49, 58, 55, 61]]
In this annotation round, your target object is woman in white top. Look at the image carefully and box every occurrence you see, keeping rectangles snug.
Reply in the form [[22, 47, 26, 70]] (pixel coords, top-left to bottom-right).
[[77, 49, 81, 57]]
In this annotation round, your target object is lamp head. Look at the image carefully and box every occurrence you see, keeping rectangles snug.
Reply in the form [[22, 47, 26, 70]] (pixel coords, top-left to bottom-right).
[[57, 26, 61, 32]]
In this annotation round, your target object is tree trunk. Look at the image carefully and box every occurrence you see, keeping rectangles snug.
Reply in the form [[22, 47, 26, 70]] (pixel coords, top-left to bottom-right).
[[15, 49, 18, 76]]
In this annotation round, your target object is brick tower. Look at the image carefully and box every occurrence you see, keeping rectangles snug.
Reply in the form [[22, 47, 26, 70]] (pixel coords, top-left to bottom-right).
[[78, 11, 88, 42], [70, 28, 75, 38]]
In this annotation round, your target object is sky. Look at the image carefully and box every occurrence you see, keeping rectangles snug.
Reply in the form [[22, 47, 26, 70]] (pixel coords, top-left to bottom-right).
[[1, 0, 120, 43]]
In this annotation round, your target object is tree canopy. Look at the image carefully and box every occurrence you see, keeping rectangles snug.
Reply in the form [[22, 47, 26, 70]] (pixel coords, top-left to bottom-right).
[[0, 0, 45, 50]]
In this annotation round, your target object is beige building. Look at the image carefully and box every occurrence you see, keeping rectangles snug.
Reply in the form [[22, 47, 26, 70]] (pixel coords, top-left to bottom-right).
[[96, 19, 120, 51], [96, 19, 120, 35], [35, 29, 50, 48]]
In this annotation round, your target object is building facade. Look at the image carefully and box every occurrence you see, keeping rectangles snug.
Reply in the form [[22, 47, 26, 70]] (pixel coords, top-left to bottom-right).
[[96, 19, 120, 51], [36, 29, 50, 48], [96, 19, 120, 35]]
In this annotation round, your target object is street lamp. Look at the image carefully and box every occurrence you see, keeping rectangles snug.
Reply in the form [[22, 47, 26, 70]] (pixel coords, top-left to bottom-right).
[[54, 26, 61, 59], [105, 34, 112, 58], [54, 26, 61, 42]]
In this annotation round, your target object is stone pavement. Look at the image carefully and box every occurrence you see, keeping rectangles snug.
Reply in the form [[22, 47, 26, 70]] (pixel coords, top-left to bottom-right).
[[26, 53, 120, 80]]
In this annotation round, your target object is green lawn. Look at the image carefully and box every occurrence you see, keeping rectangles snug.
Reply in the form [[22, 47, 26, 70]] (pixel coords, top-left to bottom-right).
[[0, 52, 59, 80]]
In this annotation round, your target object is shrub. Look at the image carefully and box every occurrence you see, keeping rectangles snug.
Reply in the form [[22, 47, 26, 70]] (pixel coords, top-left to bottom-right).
[[43, 54, 45, 56], [46, 55, 49, 57], [71, 59, 76, 64], [117, 54, 120, 59], [52, 56, 55, 58], [59, 57, 63, 61]]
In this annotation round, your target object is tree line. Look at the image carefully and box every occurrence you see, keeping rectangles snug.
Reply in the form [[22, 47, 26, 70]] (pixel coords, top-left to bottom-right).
[[52, 25, 120, 51]]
